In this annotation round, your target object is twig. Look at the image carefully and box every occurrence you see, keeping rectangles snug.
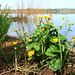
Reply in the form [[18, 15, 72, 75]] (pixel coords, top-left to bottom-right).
[[0, 68, 15, 75], [41, 65, 49, 75]]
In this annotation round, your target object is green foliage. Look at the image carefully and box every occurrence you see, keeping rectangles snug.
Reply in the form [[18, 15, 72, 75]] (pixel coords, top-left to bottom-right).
[[49, 58, 62, 71], [0, 11, 12, 67], [0, 12, 12, 41], [13, 15, 74, 74], [25, 20, 72, 72]]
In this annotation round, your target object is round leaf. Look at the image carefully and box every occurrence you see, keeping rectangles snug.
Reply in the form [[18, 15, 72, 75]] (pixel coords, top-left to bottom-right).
[[49, 58, 62, 71]]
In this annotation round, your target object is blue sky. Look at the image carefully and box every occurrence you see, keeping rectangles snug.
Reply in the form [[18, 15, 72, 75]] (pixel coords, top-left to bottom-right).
[[0, 0, 75, 9]]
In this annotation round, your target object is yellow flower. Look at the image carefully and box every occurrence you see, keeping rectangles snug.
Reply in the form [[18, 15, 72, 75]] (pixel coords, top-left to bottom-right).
[[35, 17, 37, 19], [57, 28, 59, 30], [43, 22, 45, 24], [71, 39, 75, 41], [23, 31, 26, 34], [53, 38, 58, 42], [46, 23, 48, 24], [31, 49, 35, 55], [28, 39, 32, 42], [68, 23, 74, 25], [49, 14, 53, 16], [62, 17, 65, 19], [8, 39, 13, 42], [45, 32, 47, 34], [67, 20, 68, 22], [27, 58, 30, 61], [13, 42, 17, 45], [46, 16, 51, 20], [8, 39, 11, 42], [47, 20, 49, 22], [28, 49, 35, 56], [19, 28, 21, 30], [33, 18, 35, 20], [13, 29, 17, 32], [28, 51, 32, 56], [36, 23, 38, 26], [33, 20, 35, 22], [41, 28, 45, 32], [38, 16, 42, 19], [72, 36, 75, 39], [43, 16, 47, 18], [40, 20, 42, 22], [11, 39, 13, 41]]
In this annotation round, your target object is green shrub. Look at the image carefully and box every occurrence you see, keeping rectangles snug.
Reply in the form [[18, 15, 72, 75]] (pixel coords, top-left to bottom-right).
[[25, 16, 74, 74], [0, 12, 12, 41]]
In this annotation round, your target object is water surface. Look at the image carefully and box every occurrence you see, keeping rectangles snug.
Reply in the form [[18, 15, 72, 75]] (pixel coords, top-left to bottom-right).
[[7, 14, 75, 42]]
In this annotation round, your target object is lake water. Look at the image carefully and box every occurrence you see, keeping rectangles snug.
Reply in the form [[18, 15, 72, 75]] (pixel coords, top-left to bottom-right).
[[7, 14, 75, 42]]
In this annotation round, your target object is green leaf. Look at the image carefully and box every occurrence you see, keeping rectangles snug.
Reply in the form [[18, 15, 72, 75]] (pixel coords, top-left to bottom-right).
[[61, 44, 65, 52], [33, 33, 37, 37], [23, 35, 28, 38], [50, 45, 60, 53], [20, 44, 25, 48], [32, 43, 40, 51], [64, 43, 68, 49], [49, 22, 55, 28], [50, 38, 56, 43], [46, 29, 49, 34], [59, 35, 66, 41], [45, 48, 57, 57], [18, 37, 22, 40], [36, 51, 42, 56], [26, 44, 33, 51], [43, 35, 46, 39], [26, 43, 40, 51], [49, 58, 62, 71], [34, 45, 40, 51], [50, 37, 58, 44]]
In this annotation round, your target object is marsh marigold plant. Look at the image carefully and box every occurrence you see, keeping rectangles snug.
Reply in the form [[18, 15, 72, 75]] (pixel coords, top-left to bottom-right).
[[28, 49, 35, 56], [25, 15, 75, 75], [13, 42, 17, 45], [23, 31, 26, 34], [53, 38, 58, 42], [28, 39, 32, 42], [68, 23, 74, 25], [13, 29, 17, 32]]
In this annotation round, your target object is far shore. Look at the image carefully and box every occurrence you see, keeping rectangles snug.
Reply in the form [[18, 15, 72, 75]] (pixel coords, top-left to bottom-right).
[[1, 8, 75, 14]]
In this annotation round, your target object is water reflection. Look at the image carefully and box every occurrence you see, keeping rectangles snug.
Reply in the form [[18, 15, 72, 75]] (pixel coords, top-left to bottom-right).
[[7, 14, 75, 42]]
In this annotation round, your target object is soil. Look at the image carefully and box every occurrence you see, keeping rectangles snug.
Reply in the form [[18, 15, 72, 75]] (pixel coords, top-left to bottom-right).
[[0, 35, 75, 75]]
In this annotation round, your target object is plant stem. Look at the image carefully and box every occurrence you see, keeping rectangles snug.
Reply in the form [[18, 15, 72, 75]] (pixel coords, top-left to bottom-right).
[[59, 36, 62, 75], [42, 43, 44, 60], [59, 36, 62, 62], [65, 25, 71, 35], [15, 50, 17, 75], [24, 51, 27, 66], [65, 66, 72, 75], [71, 45, 74, 73]]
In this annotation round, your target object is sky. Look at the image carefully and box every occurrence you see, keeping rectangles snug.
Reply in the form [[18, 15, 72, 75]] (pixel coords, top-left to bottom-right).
[[0, 0, 75, 9]]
